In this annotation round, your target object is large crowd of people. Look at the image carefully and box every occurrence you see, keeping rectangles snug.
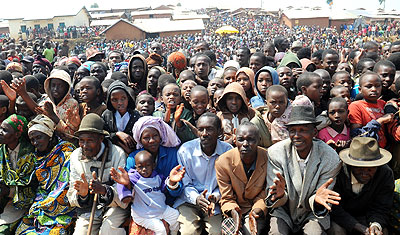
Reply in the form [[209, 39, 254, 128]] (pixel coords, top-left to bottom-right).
[[0, 7, 399, 235]]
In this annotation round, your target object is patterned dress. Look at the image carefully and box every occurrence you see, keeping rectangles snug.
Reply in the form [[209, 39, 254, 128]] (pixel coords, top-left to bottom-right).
[[16, 141, 76, 235]]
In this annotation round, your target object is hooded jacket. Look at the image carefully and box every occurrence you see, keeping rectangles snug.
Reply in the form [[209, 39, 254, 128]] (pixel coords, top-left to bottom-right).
[[42, 69, 80, 137], [250, 66, 279, 108], [216, 82, 256, 142], [102, 81, 141, 148], [235, 67, 255, 103], [128, 54, 148, 96], [277, 53, 301, 69]]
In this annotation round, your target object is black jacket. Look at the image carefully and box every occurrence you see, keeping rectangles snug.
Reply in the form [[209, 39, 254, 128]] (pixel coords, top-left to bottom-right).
[[331, 164, 394, 231]]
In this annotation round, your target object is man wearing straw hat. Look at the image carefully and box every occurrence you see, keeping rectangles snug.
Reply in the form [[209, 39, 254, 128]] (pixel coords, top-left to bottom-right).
[[67, 113, 129, 235], [265, 105, 342, 234], [329, 137, 394, 235]]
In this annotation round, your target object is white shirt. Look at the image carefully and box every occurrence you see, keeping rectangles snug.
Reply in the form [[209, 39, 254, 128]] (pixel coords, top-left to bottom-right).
[[115, 111, 130, 132], [295, 146, 312, 178], [7, 144, 20, 170], [350, 172, 364, 195]]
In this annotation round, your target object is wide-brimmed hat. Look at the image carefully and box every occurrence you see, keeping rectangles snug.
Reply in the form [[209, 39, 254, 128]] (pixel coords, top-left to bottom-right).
[[339, 137, 392, 167], [285, 105, 321, 126], [75, 113, 109, 136]]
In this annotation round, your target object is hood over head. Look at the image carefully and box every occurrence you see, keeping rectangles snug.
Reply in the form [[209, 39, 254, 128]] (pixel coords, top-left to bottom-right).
[[106, 80, 135, 112], [44, 69, 72, 105], [217, 82, 249, 113]]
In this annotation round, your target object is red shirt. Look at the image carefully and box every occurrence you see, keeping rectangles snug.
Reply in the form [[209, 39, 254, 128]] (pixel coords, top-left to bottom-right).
[[348, 100, 386, 147]]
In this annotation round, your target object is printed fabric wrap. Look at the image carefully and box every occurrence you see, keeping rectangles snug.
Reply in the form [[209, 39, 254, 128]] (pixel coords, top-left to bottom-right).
[[15, 141, 76, 235], [0, 138, 35, 210]]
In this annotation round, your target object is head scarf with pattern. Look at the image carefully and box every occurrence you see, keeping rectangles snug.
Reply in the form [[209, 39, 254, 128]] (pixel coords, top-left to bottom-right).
[[28, 114, 56, 138], [5, 114, 28, 135], [132, 116, 181, 149]]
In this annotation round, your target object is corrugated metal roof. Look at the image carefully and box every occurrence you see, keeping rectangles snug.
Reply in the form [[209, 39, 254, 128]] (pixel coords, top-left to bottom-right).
[[90, 12, 126, 19], [91, 19, 120, 26], [131, 10, 173, 16], [133, 18, 204, 33], [283, 9, 330, 19], [172, 14, 210, 20]]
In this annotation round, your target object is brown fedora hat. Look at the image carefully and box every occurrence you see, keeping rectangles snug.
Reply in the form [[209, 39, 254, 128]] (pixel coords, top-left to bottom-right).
[[339, 137, 391, 167], [75, 113, 109, 136]]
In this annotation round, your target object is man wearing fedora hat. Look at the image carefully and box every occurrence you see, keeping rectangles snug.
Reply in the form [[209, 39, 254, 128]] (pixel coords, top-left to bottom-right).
[[67, 113, 129, 235], [265, 105, 342, 234], [329, 137, 394, 235]]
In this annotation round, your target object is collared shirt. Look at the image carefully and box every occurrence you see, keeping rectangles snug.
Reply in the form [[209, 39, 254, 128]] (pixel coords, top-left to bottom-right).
[[173, 138, 233, 214], [351, 172, 364, 194], [7, 144, 20, 170], [294, 145, 312, 178], [114, 111, 130, 132], [318, 125, 350, 144], [243, 160, 256, 179]]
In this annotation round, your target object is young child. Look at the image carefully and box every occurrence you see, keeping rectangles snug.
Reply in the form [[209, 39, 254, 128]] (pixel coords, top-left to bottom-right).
[[189, 85, 209, 121], [16, 93, 37, 120], [147, 66, 166, 98], [136, 92, 155, 116], [156, 74, 176, 110], [321, 49, 339, 77], [295, 72, 324, 115], [318, 97, 350, 153], [250, 66, 279, 108], [331, 71, 352, 94], [276, 66, 296, 100], [153, 83, 196, 143], [212, 88, 224, 113], [348, 71, 393, 148], [207, 78, 224, 109], [235, 67, 255, 103], [177, 70, 195, 87], [78, 76, 107, 119], [113, 150, 184, 235], [315, 69, 331, 102], [373, 60, 397, 101], [216, 82, 256, 145], [330, 85, 351, 106], [181, 80, 197, 110], [222, 67, 237, 87], [102, 80, 141, 154]]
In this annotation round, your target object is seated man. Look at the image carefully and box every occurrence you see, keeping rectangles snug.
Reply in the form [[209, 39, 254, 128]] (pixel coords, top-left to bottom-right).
[[0, 115, 35, 234], [215, 122, 268, 235], [172, 112, 233, 235], [67, 113, 129, 235], [266, 105, 342, 234], [330, 137, 394, 235]]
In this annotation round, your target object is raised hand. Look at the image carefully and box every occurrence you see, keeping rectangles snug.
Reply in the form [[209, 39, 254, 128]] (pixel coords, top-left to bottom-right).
[[174, 103, 185, 128], [169, 165, 186, 185], [1, 80, 16, 101], [74, 173, 89, 197], [89, 171, 106, 195], [11, 77, 28, 96], [196, 189, 210, 213], [164, 103, 172, 123], [269, 172, 286, 201], [368, 224, 383, 235], [181, 119, 200, 137], [314, 178, 341, 211], [110, 166, 131, 187], [65, 107, 81, 128]]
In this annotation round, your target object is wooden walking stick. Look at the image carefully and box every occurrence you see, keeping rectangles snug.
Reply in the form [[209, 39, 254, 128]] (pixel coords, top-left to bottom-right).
[[87, 141, 109, 235]]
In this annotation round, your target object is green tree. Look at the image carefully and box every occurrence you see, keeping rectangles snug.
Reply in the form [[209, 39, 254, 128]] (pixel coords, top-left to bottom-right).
[[91, 3, 99, 8]]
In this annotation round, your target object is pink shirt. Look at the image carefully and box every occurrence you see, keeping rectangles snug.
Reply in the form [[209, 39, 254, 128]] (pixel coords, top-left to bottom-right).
[[318, 125, 350, 143]]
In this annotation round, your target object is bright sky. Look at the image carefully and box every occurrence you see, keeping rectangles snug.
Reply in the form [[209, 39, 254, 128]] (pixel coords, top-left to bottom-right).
[[1, 0, 399, 19]]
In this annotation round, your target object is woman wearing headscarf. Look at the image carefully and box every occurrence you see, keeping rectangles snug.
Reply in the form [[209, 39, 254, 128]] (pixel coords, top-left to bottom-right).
[[250, 66, 279, 108], [15, 115, 76, 235], [167, 51, 187, 79], [128, 54, 148, 96], [0, 114, 35, 234], [125, 116, 182, 235], [235, 67, 255, 104]]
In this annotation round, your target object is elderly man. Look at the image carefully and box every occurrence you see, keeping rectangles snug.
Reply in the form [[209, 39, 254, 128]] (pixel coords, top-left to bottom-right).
[[67, 113, 129, 235], [0, 115, 35, 234], [330, 137, 394, 235], [215, 122, 268, 235], [172, 112, 232, 235], [266, 105, 342, 234]]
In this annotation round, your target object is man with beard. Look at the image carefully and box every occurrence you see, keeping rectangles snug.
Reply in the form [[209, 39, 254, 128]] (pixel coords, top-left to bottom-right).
[[172, 112, 232, 235], [67, 113, 129, 235], [215, 122, 268, 235], [266, 105, 342, 234]]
